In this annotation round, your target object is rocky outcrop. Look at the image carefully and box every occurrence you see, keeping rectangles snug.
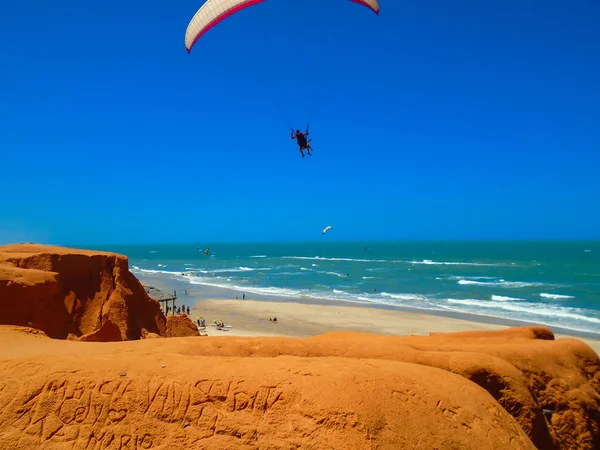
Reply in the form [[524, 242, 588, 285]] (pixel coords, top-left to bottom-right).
[[166, 314, 200, 337], [0, 244, 166, 341], [0, 325, 539, 450]]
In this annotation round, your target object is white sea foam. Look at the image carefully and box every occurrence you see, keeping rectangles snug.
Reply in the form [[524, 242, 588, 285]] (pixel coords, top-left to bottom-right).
[[250, 255, 268, 258], [491, 295, 522, 302], [409, 259, 506, 267], [446, 299, 600, 325], [540, 293, 574, 300], [187, 267, 271, 274], [134, 268, 180, 276], [324, 271, 347, 278], [458, 279, 543, 288], [380, 292, 428, 301], [448, 275, 500, 281], [283, 256, 387, 263]]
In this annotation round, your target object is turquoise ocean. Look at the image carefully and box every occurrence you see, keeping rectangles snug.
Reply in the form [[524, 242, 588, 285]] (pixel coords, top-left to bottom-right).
[[90, 241, 600, 335]]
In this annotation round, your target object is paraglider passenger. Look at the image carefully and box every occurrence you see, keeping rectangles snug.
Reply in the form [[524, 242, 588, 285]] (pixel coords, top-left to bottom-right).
[[291, 127, 312, 158]]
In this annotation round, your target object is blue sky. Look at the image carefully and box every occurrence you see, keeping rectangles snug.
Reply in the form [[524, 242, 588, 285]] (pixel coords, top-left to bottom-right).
[[1, 0, 599, 245]]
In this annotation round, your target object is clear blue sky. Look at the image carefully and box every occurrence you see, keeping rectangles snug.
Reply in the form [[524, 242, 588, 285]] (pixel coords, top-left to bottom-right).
[[1, 0, 598, 245]]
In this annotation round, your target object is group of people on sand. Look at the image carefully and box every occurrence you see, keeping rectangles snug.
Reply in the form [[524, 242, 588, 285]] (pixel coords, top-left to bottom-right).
[[165, 305, 190, 316]]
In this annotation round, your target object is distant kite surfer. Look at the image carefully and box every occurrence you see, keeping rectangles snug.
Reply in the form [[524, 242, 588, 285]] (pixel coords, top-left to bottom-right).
[[291, 126, 312, 158]]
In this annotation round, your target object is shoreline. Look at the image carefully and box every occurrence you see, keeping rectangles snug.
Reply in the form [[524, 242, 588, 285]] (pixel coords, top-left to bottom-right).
[[138, 272, 600, 342], [194, 297, 600, 355]]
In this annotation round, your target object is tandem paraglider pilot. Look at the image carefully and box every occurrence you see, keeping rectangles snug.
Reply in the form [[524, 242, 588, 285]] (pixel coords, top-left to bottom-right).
[[291, 126, 313, 158]]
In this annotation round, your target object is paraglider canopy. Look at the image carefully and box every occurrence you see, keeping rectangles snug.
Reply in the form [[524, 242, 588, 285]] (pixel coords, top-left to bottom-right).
[[322, 226, 332, 235], [185, 0, 380, 53]]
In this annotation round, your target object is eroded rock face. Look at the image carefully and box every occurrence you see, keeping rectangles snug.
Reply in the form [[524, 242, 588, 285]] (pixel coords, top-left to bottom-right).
[[0, 244, 166, 341], [166, 314, 200, 338], [0, 328, 537, 450], [0, 325, 598, 449]]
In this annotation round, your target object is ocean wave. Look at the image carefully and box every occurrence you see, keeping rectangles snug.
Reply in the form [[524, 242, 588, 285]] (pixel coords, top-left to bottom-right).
[[323, 271, 347, 278], [491, 295, 522, 302], [409, 259, 506, 267], [187, 267, 271, 274], [380, 292, 428, 301], [250, 255, 268, 258], [362, 276, 375, 279], [540, 293, 574, 300], [457, 279, 543, 288], [133, 268, 181, 276], [282, 256, 509, 267], [448, 275, 500, 281], [230, 285, 301, 297], [184, 276, 302, 297], [279, 272, 305, 276], [446, 299, 600, 325], [283, 256, 387, 263]]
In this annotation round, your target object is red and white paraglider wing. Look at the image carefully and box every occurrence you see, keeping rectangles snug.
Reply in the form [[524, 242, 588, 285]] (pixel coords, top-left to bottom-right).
[[185, 0, 266, 53], [185, 0, 380, 53], [349, 0, 380, 15]]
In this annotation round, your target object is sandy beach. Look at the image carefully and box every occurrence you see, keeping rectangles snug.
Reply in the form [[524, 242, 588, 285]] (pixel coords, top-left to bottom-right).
[[139, 274, 600, 354], [190, 297, 600, 355], [137, 274, 600, 355]]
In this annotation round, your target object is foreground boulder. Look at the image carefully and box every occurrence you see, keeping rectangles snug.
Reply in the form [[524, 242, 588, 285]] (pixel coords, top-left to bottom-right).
[[0, 326, 536, 450], [0, 325, 598, 449], [0, 244, 166, 341]]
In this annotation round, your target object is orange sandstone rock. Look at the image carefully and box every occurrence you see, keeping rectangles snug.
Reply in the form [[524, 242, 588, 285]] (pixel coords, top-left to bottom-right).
[[0, 244, 166, 341], [166, 314, 200, 338]]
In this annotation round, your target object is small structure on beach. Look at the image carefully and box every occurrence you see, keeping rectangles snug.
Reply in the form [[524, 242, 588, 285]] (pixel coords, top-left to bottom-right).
[[144, 286, 176, 315]]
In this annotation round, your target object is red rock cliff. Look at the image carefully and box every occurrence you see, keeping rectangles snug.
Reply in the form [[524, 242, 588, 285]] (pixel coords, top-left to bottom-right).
[[0, 244, 166, 341]]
